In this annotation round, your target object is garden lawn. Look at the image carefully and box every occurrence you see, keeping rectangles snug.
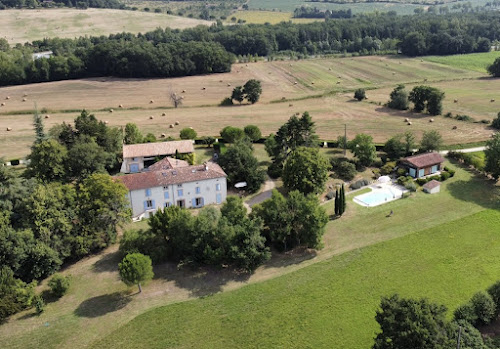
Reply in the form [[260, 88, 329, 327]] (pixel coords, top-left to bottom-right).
[[93, 209, 500, 349]]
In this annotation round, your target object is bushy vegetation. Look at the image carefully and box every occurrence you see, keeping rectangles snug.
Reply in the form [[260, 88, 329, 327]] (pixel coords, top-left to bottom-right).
[[282, 147, 329, 194], [487, 57, 500, 77], [119, 253, 154, 293], [48, 273, 71, 298]]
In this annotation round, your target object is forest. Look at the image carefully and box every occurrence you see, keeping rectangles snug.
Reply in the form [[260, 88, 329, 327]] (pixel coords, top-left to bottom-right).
[[0, 11, 499, 85], [0, 0, 124, 10]]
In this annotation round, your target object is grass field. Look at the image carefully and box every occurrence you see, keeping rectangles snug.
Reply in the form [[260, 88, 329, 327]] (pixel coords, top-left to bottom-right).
[[0, 162, 498, 348], [0, 9, 210, 44], [1, 54, 496, 160], [227, 10, 323, 24], [92, 210, 500, 349], [423, 51, 500, 73]]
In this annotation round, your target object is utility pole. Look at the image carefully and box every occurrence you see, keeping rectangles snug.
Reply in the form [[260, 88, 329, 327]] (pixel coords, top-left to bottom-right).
[[456, 325, 462, 349], [343, 124, 347, 156]]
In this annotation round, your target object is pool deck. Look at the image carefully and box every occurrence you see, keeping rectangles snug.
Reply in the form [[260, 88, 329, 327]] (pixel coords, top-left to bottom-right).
[[353, 183, 408, 207]]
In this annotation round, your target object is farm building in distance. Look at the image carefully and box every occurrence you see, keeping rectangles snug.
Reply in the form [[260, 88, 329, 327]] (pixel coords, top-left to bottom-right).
[[118, 158, 227, 220], [32, 51, 53, 60], [400, 152, 445, 178], [120, 140, 194, 173]]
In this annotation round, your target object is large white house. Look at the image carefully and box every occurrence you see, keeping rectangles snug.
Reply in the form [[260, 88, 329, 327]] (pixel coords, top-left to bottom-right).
[[120, 140, 194, 173], [118, 157, 227, 220]]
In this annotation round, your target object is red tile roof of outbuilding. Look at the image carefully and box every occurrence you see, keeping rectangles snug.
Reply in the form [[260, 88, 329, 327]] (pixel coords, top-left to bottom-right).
[[402, 152, 445, 168]]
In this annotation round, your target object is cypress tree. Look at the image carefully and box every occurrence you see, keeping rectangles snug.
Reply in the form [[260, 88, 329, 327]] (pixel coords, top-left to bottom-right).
[[33, 109, 46, 144], [340, 184, 346, 215], [334, 190, 339, 216]]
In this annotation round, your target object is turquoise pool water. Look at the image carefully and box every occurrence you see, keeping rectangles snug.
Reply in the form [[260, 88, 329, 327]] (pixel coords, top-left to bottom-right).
[[354, 189, 399, 206]]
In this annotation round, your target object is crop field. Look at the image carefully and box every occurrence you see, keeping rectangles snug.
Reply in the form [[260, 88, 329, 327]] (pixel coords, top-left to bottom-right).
[[423, 51, 500, 73], [1, 161, 498, 349], [227, 10, 323, 24], [248, 0, 490, 14], [1, 55, 496, 160], [0, 9, 211, 44]]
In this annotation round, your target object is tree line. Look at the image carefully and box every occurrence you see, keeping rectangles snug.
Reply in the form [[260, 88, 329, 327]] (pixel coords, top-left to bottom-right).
[[0, 0, 124, 10], [2, 11, 500, 85], [293, 6, 353, 19], [0, 111, 131, 322]]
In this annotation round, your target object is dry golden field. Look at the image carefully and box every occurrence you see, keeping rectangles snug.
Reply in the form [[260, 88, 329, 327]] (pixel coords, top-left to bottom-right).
[[0, 9, 211, 44], [0, 55, 496, 159]]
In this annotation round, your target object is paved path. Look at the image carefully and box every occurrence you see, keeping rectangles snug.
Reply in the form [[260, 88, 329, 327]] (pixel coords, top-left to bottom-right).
[[246, 177, 277, 208], [439, 146, 485, 155]]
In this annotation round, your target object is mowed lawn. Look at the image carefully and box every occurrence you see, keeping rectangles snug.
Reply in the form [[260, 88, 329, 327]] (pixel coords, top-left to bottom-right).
[[93, 209, 500, 349]]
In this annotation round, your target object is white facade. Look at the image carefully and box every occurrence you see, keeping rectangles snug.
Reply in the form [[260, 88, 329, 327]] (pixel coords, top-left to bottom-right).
[[128, 177, 227, 220], [121, 156, 150, 173]]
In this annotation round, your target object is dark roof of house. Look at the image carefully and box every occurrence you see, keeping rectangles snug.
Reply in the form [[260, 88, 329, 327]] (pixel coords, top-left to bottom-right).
[[147, 157, 189, 172], [402, 152, 445, 168], [123, 140, 194, 158], [118, 162, 226, 191], [423, 179, 441, 190]]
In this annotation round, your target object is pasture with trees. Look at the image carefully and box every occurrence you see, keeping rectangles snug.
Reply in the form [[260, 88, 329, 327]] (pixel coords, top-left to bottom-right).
[[118, 253, 154, 293]]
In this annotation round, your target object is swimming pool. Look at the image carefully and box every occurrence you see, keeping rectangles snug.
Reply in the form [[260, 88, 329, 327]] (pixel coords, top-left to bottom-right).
[[353, 186, 404, 207]]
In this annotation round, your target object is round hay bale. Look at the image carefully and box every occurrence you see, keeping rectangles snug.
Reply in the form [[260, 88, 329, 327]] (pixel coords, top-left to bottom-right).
[[182, 90, 186, 93], [404, 118, 409, 122], [161, 133, 166, 138], [109, 109, 113, 113], [180, 96, 184, 99], [202, 87, 206, 90], [0, 103, 5, 107], [150, 100, 154, 104], [328, 68, 332, 71], [289, 103, 293, 107], [175, 121, 179, 125], [452, 125, 457, 130], [429, 119, 434, 122], [189, 127, 194, 130], [295, 112, 300, 116], [22, 98, 27, 102], [149, 116, 154, 120], [5, 96, 10, 100], [454, 99, 458, 103], [293, 81, 298, 85], [161, 112, 166, 116], [337, 75, 341, 78], [169, 124, 174, 128], [392, 72, 396, 75], [227, 83, 231, 87], [491, 99, 495, 102], [23, 93, 28, 97], [407, 122, 412, 125], [44, 115, 49, 119], [104, 120, 109, 124], [311, 82, 315, 85], [219, 80, 223, 83], [336, 81, 341, 84], [119, 104, 123, 108], [281, 97, 286, 100], [6, 127, 12, 131]]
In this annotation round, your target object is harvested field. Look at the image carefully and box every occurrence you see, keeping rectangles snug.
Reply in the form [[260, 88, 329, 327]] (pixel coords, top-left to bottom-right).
[[0, 9, 211, 44], [0, 55, 495, 159]]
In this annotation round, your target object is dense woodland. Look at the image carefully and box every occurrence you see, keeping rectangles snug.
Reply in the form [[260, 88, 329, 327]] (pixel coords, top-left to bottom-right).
[[1, 11, 499, 85], [0, 0, 124, 10]]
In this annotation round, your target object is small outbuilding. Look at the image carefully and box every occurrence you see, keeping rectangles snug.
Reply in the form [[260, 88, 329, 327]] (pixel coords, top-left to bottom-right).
[[401, 152, 445, 178], [423, 180, 441, 194]]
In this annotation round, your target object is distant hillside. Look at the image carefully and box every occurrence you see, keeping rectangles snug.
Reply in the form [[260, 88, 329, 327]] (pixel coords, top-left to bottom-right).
[[0, 9, 212, 44]]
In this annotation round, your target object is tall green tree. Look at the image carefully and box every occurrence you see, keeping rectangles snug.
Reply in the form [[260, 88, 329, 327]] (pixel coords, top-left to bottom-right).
[[243, 125, 262, 142], [340, 184, 346, 215], [66, 136, 112, 179], [350, 133, 377, 166], [27, 139, 68, 182], [118, 253, 154, 293], [387, 84, 409, 110], [231, 86, 244, 104], [485, 132, 500, 179], [408, 86, 445, 115], [334, 189, 340, 216], [243, 79, 262, 104], [282, 147, 329, 194], [373, 294, 453, 349], [420, 130, 443, 152], [487, 57, 500, 77], [384, 134, 406, 160], [218, 140, 266, 193], [33, 110, 46, 144], [124, 123, 143, 144], [75, 173, 131, 256]]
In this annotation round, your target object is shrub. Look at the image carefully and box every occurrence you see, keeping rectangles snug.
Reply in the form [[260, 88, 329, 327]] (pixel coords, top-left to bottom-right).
[[326, 191, 335, 200], [440, 171, 451, 181], [487, 280, 500, 317], [397, 176, 407, 185], [416, 178, 428, 186], [48, 274, 71, 298], [469, 156, 485, 170], [34, 295, 45, 314], [350, 179, 370, 189], [429, 175, 441, 182], [404, 181, 417, 192], [354, 88, 366, 101], [396, 167, 407, 177], [455, 114, 474, 122], [219, 97, 233, 106], [470, 291, 496, 325], [380, 161, 396, 175], [492, 112, 500, 129], [335, 161, 357, 180], [243, 125, 262, 142], [220, 126, 245, 143], [179, 128, 197, 140], [444, 112, 453, 118], [481, 119, 490, 124], [454, 302, 477, 324]]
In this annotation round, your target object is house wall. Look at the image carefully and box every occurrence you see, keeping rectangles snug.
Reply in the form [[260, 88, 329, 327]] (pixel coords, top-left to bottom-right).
[[407, 163, 441, 178], [121, 157, 145, 173], [128, 177, 227, 219]]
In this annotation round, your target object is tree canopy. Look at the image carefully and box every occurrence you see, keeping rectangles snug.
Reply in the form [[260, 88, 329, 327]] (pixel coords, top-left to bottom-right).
[[485, 132, 500, 179], [350, 133, 377, 166], [118, 253, 154, 293], [420, 130, 443, 152], [282, 147, 329, 195]]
